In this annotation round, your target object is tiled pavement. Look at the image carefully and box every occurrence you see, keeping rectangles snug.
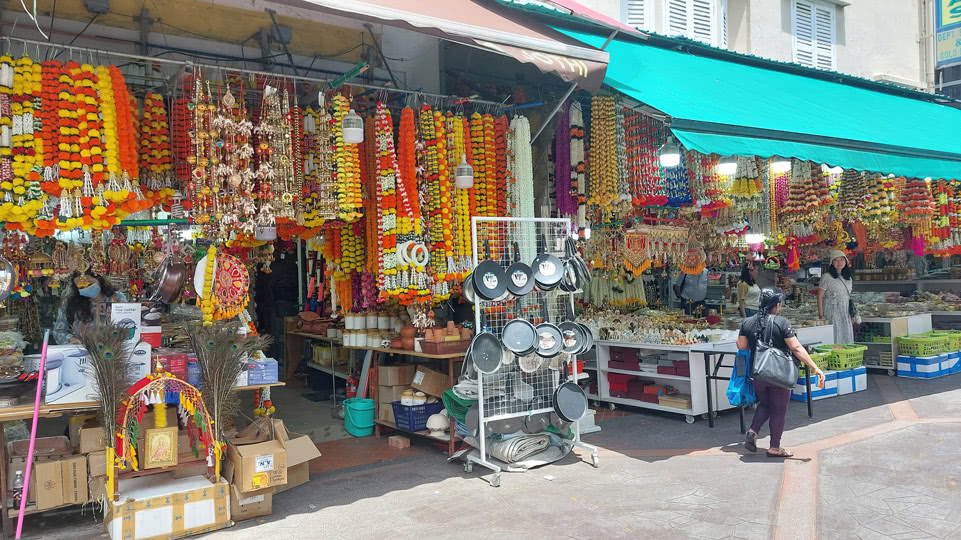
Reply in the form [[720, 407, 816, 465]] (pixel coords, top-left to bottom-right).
[[22, 371, 961, 540]]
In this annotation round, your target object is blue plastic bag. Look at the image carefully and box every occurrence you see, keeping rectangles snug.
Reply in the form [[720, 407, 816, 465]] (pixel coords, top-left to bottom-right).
[[726, 350, 757, 406]]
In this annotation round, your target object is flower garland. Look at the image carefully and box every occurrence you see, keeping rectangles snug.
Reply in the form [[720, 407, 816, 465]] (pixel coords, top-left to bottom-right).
[[140, 93, 175, 205], [109, 66, 138, 179], [493, 115, 508, 217], [569, 102, 587, 230], [898, 177, 935, 223], [331, 94, 362, 222], [446, 114, 471, 274], [615, 104, 630, 207], [201, 245, 217, 326], [554, 104, 574, 216], [510, 115, 537, 261], [4, 55, 45, 231], [469, 113, 485, 217], [482, 114, 497, 218], [661, 151, 693, 207], [374, 102, 399, 294], [396, 107, 421, 237], [419, 105, 449, 299], [588, 96, 617, 212]]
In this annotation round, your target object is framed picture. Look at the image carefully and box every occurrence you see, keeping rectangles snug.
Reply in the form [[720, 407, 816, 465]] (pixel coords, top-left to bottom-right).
[[143, 427, 180, 469]]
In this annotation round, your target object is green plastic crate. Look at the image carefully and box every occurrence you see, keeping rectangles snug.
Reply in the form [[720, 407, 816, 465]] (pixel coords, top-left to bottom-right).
[[808, 352, 831, 372], [897, 335, 947, 357], [925, 331, 961, 352], [814, 344, 867, 370]]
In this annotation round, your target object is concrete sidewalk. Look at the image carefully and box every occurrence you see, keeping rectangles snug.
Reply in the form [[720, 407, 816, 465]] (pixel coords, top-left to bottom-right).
[[24, 373, 961, 540]]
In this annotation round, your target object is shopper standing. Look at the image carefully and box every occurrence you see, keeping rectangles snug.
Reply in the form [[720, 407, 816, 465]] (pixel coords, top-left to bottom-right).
[[738, 289, 824, 458], [817, 249, 855, 345], [737, 263, 761, 318]]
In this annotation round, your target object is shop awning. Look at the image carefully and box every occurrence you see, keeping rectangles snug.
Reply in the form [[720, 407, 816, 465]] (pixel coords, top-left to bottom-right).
[[555, 28, 961, 179], [492, 0, 647, 38], [294, 0, 610, 90]]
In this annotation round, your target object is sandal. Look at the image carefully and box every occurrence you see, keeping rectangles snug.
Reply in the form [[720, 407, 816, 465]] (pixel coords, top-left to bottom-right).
[[745, 430, 758, 453], [767, 448, 794, 458]]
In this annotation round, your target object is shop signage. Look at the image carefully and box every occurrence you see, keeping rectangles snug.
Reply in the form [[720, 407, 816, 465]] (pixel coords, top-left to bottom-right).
[[936, 0, 961, 66]]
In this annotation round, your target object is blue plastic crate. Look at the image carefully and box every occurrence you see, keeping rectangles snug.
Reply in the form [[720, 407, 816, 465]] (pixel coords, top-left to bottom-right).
[[391, 401, 444, 432]]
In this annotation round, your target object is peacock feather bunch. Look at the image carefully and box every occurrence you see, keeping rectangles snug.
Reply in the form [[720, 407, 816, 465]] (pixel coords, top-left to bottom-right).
[[73, 321, 135, 448], [182, 321, 271, 444]]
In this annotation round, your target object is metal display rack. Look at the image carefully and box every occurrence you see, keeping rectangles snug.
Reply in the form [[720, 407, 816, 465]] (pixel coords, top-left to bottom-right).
[[465, 217, 598, 486]]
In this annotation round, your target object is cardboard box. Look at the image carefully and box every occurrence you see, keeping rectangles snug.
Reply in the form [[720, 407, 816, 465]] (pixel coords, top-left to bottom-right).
[[88, 450, 107, 477], [140, 326, 162, 348], [377, 385, 408, 404], [410, 366, 450, 397], [152, 348, 188, 379], [127, 342, 152, 384], [378, 365, 416, 386], [226, 439, 287, 493], [44, 345, 98, 405], [229, 484, 273, 520], [173, 458, 209, 479], [110, 302, 143, 344], [60, 455, 88, 504], [378, 402, 395, 423], [10, 436, 72, 459], [68, 414, 97, 450], [79, 421, 107, 454], [34, 460, 63, 510], [271, 419, 320, 494], [105, 476, 229, 540], [247, 358, 279, 385]]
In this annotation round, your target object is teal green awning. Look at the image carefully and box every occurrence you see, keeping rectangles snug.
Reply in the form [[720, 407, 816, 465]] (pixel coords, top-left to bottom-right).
[[555, 28, 961, 179]]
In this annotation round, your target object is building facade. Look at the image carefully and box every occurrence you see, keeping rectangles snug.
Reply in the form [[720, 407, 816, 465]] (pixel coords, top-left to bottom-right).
[[580, 0, 937, 92]]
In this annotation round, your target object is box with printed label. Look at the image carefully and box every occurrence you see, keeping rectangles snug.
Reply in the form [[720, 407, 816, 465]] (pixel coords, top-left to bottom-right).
[[247, 358, 279, 385], [60, 455, 88, 504], [44, 345, 99, 405], [229, 484, 273, 520], [105, 475, 229, 540], [152, 348, 189, 379], [410, 366, 450, 397], [226, 439, 287, 493], [34, 459, 63, 510]]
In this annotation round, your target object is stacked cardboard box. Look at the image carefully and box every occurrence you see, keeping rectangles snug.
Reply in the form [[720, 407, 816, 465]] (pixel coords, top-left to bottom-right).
[[377, 365, 416, 424], [224, 418, 321, 521], [7, 436, 88, 510]]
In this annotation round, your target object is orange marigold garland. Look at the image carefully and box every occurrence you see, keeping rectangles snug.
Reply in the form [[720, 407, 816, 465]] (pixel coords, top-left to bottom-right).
[[331, 94, 362, 222], [375, 103, 399, 294], [493, 115, 508, 217], [469, 113, 485, 217], [482, 114, 496, 218]]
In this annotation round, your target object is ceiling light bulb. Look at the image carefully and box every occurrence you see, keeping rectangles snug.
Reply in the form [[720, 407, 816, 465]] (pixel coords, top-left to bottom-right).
[[717, 156, 738, 176], [771, 157, 792, 174], [342, 108, 364, 143], [659, 139, 681, 168]]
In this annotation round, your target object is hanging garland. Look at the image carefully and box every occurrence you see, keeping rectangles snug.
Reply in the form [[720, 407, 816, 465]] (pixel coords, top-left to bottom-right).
[[374, 102, 398, 294], [469, 113, 486, 218], [554, 104, 574, 216], [331, 94, 362, 222], [588, 95, 617, 212], [493, 115, 509, 217], [510, 115, 537, 262], [570, 102, 587, 230], [447, 113, 472, 275]]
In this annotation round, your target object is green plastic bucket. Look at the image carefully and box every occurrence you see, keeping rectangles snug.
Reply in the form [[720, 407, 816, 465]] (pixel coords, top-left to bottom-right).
[[343, 397, 375, 437]]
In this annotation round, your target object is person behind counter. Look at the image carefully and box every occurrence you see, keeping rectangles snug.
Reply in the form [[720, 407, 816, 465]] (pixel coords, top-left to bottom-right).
[[674, 244, 708, 316], [738, 289, 824, 458], [737, 263, 761, 318], [817, 250, 855, 345], [53, 271, 128, 344]]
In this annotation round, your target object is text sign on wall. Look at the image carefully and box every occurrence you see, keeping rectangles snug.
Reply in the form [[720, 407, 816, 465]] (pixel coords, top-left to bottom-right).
[[937, 0, 961, 66]]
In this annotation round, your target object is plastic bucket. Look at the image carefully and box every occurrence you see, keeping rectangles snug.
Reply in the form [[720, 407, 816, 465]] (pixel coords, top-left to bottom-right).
[[343, 397, 375, 437]]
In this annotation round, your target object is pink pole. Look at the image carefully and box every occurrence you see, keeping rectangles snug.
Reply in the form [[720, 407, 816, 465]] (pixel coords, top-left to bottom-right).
[[16, 330, 49, 539]]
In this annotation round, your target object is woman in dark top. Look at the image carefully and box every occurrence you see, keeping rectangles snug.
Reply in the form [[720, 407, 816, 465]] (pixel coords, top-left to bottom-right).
[[737, 289, 824, 458]]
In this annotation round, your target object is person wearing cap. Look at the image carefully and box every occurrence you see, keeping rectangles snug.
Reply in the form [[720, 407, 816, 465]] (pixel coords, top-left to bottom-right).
[[738, 288, 825, 458], [817, 249, 855, 345]]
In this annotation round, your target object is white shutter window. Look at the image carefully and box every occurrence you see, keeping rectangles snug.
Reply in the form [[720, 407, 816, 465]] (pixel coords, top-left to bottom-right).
[[666, 0, 690, 38], [793, 0, 836, 70], [664, 0, 725, 47], [720, 0, 728, 49], [624, 0, 652, 31], [813, 4, 836, 70], [691, 0, 715, 45]]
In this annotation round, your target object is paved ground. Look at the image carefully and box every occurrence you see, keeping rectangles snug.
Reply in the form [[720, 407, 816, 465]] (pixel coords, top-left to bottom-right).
[[21, 372, 961, 540]]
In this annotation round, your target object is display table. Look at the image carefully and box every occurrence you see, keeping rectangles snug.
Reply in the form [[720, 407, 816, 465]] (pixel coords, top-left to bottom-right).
[[590, 341, 737, 424], [858, 313, 932, 374]]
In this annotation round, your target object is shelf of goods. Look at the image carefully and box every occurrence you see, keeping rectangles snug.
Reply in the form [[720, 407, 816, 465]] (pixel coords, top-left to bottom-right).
[[590, 341, 732, 424], [854, 279, 961, 293], [856, 313, 932, 374]]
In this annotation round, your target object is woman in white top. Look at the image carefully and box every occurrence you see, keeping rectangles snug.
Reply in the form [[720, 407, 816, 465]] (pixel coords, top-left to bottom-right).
[[737, 263, 761, 317], [817, 250, 855, 345]]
